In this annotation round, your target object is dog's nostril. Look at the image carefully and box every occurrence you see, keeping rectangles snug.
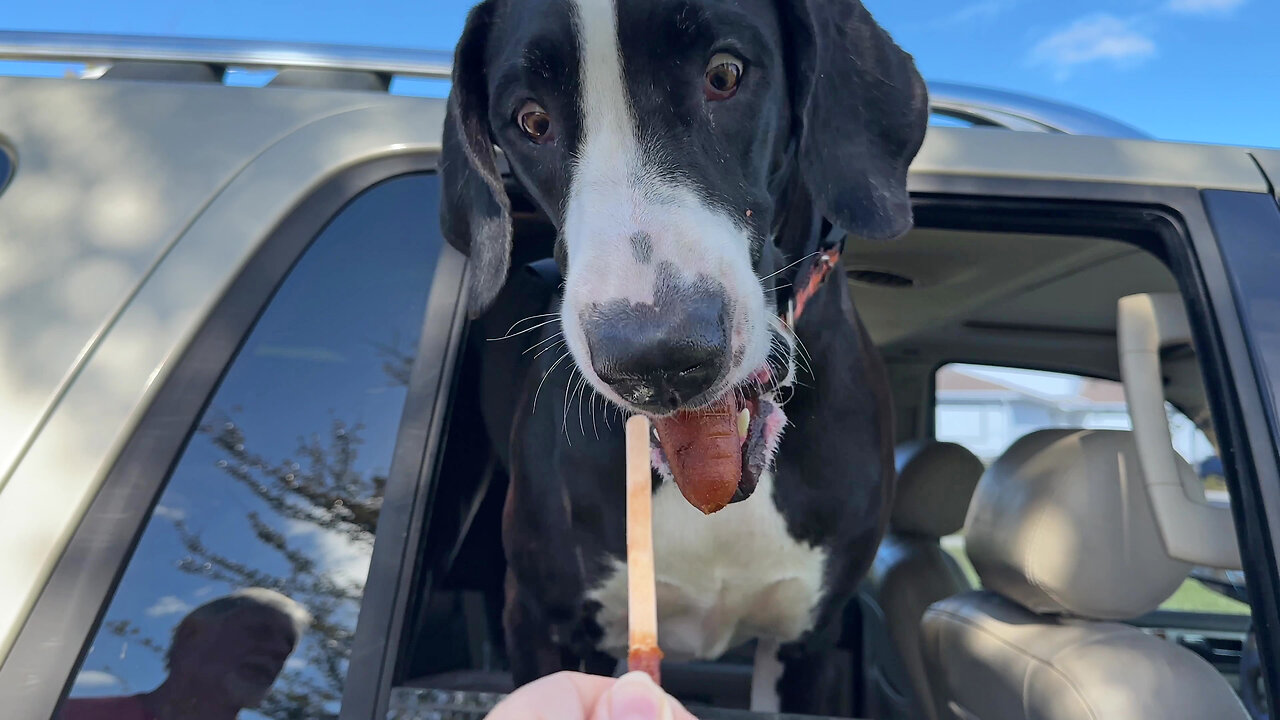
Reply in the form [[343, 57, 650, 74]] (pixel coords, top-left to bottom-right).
[[664, 390, 680, 410]]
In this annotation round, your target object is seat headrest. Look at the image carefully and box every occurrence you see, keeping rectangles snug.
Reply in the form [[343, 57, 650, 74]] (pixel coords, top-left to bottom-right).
[[965, 429, 1192, 620], [892, 441, 986, 537]]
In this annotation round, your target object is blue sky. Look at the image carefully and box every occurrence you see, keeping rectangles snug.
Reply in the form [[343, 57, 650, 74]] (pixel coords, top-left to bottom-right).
[[2, 0, 1276, 149]]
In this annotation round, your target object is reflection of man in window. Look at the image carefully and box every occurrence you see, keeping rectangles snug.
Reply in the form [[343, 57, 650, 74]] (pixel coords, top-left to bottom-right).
[[61, 588, 311, 720]]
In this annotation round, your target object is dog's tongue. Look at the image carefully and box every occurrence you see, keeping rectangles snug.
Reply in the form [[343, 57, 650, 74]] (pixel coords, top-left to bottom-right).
[[652, 395, 742, 515]]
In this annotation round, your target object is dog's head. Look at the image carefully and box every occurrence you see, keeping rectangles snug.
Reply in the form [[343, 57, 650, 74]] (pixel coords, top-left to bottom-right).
[[442, 0, 926, 511]]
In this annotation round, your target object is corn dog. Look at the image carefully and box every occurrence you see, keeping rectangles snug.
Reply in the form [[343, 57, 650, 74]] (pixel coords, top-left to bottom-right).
[[625, 414, 663, 684]]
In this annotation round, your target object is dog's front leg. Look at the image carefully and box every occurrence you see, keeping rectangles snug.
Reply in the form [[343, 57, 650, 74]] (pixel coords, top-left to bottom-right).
[[776, 638, 856, 716], [502, 570, 574, 686]]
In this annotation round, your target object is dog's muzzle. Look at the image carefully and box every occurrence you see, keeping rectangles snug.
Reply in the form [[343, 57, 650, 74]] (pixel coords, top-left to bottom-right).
[[581, 286, 795, 515]]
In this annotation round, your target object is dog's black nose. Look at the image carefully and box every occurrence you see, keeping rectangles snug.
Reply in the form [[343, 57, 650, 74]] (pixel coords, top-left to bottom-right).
[[585, 294, 728, 412]]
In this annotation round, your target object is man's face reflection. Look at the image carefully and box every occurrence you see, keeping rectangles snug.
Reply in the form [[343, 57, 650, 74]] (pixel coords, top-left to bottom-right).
[[172, 605, 299, 708]]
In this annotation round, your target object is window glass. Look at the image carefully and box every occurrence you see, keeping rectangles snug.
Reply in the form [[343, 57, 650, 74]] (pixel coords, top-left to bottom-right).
[[59, 174, 443, 720], [935, 363, 1216, 468], [934, 363, 1248, 616], [0, 144, 12, 195], [928, 112, 977, 128]]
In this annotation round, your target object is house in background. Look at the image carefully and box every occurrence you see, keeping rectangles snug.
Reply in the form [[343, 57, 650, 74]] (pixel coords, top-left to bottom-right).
[[934, 364, 1216, 472]]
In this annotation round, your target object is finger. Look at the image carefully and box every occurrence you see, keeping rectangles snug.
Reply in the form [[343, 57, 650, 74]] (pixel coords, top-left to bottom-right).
[[485, 671, 616, 720], [589, 671, 700, 720]]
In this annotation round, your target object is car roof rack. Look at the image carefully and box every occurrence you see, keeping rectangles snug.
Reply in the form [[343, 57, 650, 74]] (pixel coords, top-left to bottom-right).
[[0, 30, 1151, 140]]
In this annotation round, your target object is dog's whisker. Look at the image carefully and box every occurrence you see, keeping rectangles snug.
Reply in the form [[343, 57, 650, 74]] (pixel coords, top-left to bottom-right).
[[488, 317, 562, 342], [766, 330, 803, 385], [562, 364, 578, 445], [794, 352, 814, 381], [590, 390, 600, 440], [576, 377, 590, 438], [523, 331, 566, 355], [795, 335, 813, 364], [566, 372, 585, 440], [573, 377, 583, 437], [763, 283, 793, 293], [533, 338, 567, 360], [532, 351, 571, 415], [500, 312, 559, 336], [777, 315, 815, 374], [797, 347, 815, 377], [758, 251, 820, 282]]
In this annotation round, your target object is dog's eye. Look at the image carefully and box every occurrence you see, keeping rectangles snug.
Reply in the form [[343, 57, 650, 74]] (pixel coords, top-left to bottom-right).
[[517, 101, 553, 142], [704, 53, 743, 101]]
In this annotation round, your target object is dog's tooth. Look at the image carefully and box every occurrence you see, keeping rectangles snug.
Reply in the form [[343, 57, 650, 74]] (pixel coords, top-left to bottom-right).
[[738, 407, 750, 438]]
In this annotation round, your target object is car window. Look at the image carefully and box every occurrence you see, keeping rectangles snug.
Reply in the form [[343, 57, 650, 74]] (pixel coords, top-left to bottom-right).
[[936, 363, 1218, 473], [57, 173, 442, 720], [0, 143, 13, 195], [935, 363, 1248, 616]]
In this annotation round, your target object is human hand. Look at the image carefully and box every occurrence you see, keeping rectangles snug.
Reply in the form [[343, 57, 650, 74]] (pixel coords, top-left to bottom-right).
[[484, 670, 699, 720]]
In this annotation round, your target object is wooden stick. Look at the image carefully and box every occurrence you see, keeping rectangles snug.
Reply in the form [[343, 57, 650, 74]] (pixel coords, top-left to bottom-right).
[[625, 415, 663, 683]]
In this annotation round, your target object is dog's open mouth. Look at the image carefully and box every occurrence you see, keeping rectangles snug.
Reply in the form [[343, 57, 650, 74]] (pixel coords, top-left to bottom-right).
[[649, 364, 789, 514]]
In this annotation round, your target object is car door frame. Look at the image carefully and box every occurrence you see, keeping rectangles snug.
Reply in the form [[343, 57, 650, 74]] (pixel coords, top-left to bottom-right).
[[0, 149, 471, 720]]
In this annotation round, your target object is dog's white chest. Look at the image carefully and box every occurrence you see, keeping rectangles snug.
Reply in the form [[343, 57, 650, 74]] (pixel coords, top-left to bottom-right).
[[587, 472, 828, 661]]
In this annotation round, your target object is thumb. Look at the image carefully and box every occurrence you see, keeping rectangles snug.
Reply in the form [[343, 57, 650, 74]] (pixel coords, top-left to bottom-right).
[[592, 672, 695, 720]]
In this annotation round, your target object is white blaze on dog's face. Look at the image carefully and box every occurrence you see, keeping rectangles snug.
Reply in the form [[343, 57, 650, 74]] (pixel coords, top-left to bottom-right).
[[559, 0, 778, 414]]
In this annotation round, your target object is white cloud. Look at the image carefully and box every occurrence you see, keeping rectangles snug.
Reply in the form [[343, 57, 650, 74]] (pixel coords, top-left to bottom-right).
[[72, 670, 123, 692], [947, 0, 1018, 24], [285, 520, 371, 590], [1030, 14, 1156, 80], [1167, 0, 1246, 14], [153, 504, 185, 521], [145, 595, 193, 617]]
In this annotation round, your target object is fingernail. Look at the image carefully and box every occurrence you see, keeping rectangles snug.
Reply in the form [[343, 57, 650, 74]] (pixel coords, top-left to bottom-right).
[[609, 672, 671, 720]]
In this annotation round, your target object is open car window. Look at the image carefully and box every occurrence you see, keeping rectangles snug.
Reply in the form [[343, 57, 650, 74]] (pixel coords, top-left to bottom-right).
[[934, 363, 1248, 616], [936, 363, 1221, 491]]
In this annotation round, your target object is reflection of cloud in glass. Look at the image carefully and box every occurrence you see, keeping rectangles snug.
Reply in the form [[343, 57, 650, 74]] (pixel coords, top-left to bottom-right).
[[153, 505, 186, 521], [146, 595, 193, 617], [285, 519, 372, 590], [72, 670, 123, 692]]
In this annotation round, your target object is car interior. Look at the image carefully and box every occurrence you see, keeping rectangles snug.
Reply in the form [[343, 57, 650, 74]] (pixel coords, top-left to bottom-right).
[[391, 180, 1263, 719]]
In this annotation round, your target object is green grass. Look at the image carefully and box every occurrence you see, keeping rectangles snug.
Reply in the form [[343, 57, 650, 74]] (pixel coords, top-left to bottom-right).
[[1161, 578, 1251, 615], [941, 541, 1250, 616]]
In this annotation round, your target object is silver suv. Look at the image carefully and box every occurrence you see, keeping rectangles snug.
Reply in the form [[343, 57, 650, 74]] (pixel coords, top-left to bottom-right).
[[1, 32, 1278, 720]]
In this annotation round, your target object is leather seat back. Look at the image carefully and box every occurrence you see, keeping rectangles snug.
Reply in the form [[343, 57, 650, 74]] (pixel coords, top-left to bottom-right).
[[921, 429, 1248, 720], [860, 440, 984, 720]]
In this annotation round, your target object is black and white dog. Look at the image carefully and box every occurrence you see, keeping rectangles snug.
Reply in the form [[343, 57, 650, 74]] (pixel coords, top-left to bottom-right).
[[440, 0, 927, 713]]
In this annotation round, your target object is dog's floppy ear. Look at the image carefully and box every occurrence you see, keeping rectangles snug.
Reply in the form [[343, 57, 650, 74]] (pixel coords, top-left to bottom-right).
[[779, 0, 928, 242], [440, 0, 511, 317]]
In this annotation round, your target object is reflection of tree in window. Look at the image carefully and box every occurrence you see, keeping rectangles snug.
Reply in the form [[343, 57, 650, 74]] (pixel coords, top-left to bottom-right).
[[66, 175, 441, 720]]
